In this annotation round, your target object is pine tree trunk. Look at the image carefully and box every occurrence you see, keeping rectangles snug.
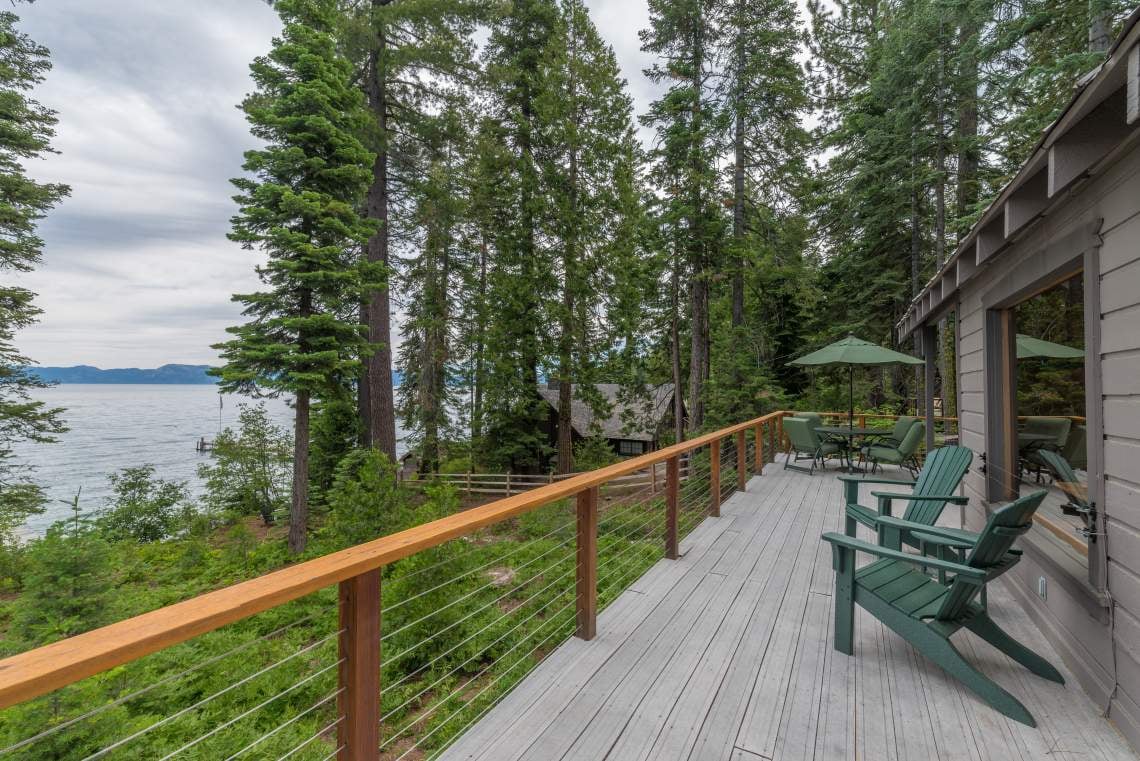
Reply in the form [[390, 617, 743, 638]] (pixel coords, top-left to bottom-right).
[[687, 13, 708, 434], [290, 390, 310, 554], [1089, 1, 1111, 52], [671, 239, 685, 443], [731, 9, 745, 329], [363, 0, 397, 460], [910, 166, 922, 412], [471, 235, 488, 447], [557, 36, 579, 475], [955, 15, 978, 234], [357, 302, 371, 447]]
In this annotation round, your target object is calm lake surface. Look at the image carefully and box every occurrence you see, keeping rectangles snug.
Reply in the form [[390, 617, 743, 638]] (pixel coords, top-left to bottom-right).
[[12, 385, 407, 535]]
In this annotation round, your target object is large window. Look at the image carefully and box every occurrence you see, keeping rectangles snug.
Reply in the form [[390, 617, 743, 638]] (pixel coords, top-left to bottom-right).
[[1012, 274, 1091, 570], [985, 253, 1105, 597]]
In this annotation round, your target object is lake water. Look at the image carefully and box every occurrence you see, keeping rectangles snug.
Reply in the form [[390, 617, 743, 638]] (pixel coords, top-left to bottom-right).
[[11, 385, 406, 535]]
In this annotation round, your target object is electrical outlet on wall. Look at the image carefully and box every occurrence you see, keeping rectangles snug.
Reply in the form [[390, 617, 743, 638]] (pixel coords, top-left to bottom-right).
[[1037, 576, 1048, 600]]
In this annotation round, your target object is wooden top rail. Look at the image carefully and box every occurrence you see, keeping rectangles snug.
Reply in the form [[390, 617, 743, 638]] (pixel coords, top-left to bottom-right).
[[0, 410, 789, 709]]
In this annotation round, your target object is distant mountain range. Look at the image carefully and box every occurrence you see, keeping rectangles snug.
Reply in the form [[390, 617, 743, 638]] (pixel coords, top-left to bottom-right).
[[28, 364, 406, 386], [28, 364, 216, 384]]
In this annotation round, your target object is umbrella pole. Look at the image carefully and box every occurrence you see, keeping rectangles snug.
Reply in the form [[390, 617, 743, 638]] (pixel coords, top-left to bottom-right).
[[849, 365, 854, 431]]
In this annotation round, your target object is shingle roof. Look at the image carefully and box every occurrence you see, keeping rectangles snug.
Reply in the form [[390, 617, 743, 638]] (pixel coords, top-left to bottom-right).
[[536, 383, 677, 442]]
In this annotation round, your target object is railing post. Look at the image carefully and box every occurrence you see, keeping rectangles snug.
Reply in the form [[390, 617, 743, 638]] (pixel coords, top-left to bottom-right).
[[776, 415, 785, 455], [651, 462, 658, 493], [709, 441, 721, 518], [338, 569, 381, 761], [505, 471, 511, 497], [736, 430, 746, 492], [666, 456, 679, 559], [576, 487, 598, 640], [753, 423, 763, 475]]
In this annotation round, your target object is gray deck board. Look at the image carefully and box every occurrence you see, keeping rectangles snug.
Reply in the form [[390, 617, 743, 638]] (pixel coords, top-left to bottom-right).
[[437, 467, 1139, 761]]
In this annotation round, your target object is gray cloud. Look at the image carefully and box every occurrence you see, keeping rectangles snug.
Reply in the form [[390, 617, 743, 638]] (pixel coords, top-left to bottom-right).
[[12, 0, 655, 368]]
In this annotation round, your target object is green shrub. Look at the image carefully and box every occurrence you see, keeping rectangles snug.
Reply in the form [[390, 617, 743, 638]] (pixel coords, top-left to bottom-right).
[[198, 403, 291, 525], [323, 448, 411, 546], [98, 465, 191, 543], [573, 434, 618, 471]]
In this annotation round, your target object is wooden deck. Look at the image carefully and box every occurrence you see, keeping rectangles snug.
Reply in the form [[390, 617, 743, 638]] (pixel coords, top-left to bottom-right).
[[438, 466, 1138, 761]]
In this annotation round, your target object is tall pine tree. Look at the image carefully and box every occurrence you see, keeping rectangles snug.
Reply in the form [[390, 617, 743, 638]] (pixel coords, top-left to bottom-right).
[[216, 0, 376, 554], [641, 0, 724, 434], [345, 0, 483, 460], [0, 9, 68, 557], [540, 0, 638, 471], [478, 0, 560, 471]]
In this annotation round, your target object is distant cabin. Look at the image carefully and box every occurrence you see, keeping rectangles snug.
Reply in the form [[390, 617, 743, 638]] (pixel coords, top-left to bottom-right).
[[537, 382, 681, 460]]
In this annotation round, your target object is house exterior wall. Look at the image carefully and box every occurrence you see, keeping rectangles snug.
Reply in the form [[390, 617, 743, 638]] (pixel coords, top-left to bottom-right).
[[953, 133, 1140, 749]]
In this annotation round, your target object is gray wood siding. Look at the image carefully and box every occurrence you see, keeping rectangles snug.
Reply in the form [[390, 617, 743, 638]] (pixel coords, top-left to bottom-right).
[[950, 135, 1140, 750]]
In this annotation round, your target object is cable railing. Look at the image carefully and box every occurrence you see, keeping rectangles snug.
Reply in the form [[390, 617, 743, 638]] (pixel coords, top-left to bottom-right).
[[0, 410, 790, 760]]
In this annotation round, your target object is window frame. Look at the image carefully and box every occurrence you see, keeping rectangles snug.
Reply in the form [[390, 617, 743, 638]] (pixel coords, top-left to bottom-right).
[[981, 226, 1108, 599], [617, 440, 644, 457]]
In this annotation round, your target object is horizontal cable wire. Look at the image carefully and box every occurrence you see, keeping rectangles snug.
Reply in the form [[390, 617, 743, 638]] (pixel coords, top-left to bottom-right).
[[383, 513, 577, 615], [597, 492, 662, 534], [385, 600, 577, 756], [406, 607, 577, 761], [596, 532, 660, 580], [274, 716, 342, 761], [597, 511, 662, 564], [598, 547, 649, 590], [0, 609, 325, 757], [317, 744, 344, 761], [599, 506, 660, 545], [382, 533, 576, 642], [155, 658, 343, 761], [382, 557, 579, 697], [419, 612, 575, 761], [80, 630, 342, 761], [380, 579, 575, 721], [224, 687, 342, 761], [383, 546, 577, 667], [597, 550, 651, 594]]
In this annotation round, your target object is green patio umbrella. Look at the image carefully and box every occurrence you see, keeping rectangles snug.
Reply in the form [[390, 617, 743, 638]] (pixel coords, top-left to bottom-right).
[[788, 334, 923, 430], [1016, 333, 1084, 360]]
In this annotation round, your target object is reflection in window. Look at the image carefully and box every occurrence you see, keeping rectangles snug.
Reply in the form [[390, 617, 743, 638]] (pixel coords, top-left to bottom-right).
[[1013, 274, 1089, 565]]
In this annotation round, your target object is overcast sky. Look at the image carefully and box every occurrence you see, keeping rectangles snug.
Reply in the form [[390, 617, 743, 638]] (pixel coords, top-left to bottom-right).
[[13, 0, 659, 368]]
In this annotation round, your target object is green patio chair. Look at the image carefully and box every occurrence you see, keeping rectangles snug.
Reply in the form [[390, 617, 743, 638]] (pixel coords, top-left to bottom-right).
[[783, 416, 840, 475], [863, 421, 925, 475], [1021, 416, 1071, 449], [1061, 424, 1087, 470], [869, 415, 919, 448], [822, 489, 1062, 726], [1037, 449, 1092, 519], [1021, 416, 1072, 481], [840, 445, 973, 549], [792, 411, 824, 431]]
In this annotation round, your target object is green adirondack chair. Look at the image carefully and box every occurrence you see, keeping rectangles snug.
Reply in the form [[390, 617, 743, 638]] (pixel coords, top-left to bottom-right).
[[783, 416, 840, 475], [862, 421, 925, 475], [1037, 449, 1092, 518], [822, 489, 1062, 726], [841, 445, 974, 550]]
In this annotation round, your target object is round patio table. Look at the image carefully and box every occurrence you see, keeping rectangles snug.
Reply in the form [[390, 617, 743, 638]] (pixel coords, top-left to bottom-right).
[[814, 426, 886, 472]]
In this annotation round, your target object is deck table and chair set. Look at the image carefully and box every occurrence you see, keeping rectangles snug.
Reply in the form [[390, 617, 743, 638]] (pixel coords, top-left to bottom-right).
[[787, 335, 1075, 729]]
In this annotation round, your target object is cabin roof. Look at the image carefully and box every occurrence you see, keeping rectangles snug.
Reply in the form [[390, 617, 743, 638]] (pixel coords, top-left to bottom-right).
[[537, 383, 676, 442], [898, 6, 1140, 339]]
